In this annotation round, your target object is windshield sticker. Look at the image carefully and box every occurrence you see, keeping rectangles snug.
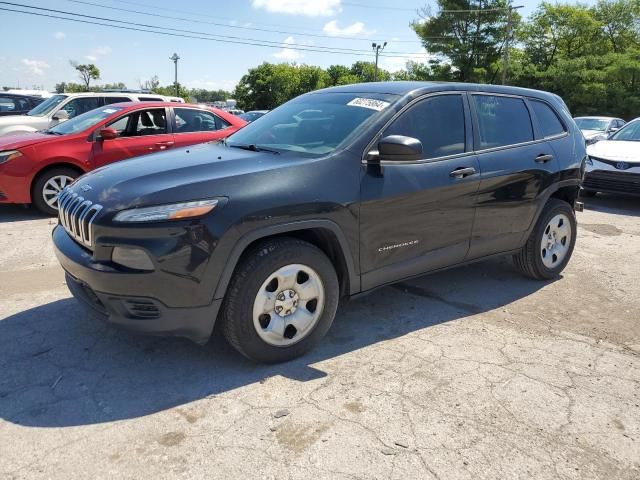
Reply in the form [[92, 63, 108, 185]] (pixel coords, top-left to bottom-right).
[[102, 108, 117, 114], [347, 98, 390, 111]]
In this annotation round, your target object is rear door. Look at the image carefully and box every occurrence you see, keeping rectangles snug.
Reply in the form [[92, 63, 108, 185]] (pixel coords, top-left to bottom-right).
[[359, 93, 480, 290], [171, 107, 233, 148], [90, 107, 173, 168], [467, 93, 560, 259]]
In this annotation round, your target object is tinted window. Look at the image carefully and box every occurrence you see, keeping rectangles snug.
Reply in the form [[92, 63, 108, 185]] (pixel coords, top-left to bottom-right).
[[0, 96, 17, 112], [139, 97, 163, 101], [104, 96, 130, 105], [530, 100, 565, 138], [384, 95, 466, 159], [174, 108, 224, 133], [62, 97, 100, 118], [472, 95, 533, 148], [106, 108, 167, 137]]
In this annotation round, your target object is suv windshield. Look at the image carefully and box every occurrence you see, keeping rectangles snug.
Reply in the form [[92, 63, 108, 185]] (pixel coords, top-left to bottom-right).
[[48, 106, 124, 135], [575, 118, 609, 131], [27, 94, 67, 117], [226, 92, 398, 157], [609, 121, 640, 142]]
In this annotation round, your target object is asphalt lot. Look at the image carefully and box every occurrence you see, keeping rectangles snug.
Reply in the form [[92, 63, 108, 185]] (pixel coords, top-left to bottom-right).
[[1, 196, 639, 479]]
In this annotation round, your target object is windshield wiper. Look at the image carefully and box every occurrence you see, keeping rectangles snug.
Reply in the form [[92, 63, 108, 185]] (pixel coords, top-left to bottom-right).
[[44, 130, 63, 135], [226, 143, 280, 155]]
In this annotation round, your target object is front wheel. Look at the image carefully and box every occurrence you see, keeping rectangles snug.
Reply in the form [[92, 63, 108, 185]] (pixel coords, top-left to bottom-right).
[[32, 167, 79, 215], [220, 237, 339, 363], [513, 198, 577, 280]]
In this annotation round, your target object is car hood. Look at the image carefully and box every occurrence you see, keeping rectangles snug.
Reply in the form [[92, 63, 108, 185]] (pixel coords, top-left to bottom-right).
[[69, 143, 302, 211], [587, 140, 640, 163], [0, 131, 56, 150], [0, 115, 45, 127], [581, 129, 606, 139]]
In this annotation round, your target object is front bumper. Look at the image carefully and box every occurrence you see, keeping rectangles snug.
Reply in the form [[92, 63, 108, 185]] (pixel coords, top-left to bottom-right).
[[53, 225, 221, 344], [583, 158, 640, 196]]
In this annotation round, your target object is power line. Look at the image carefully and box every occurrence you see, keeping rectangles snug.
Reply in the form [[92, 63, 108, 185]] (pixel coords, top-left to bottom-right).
[[0, 5, 431, 59]]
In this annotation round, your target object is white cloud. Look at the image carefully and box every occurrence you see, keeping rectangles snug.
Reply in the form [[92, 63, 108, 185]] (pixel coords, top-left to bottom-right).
[[380, 48, 433, 73], [322, 20, 374, 37], [273, 36, 303, 61], [84, 55, 98, 62], [92, 46, 112, 55], [21, 59, 50, 76], [253, 0, 341, 17], [53, 31, 66, 40]]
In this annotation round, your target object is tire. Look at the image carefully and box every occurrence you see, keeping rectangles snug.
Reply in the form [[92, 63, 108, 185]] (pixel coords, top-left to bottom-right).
[[32, 167, 79, 215], [220, 237, 339, 363], [513, 198, 577, 280]]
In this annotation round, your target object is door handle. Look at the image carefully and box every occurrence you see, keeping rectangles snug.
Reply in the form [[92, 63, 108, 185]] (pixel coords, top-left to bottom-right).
[[535, 154, 554, 163], [449, 167, 476, 179]]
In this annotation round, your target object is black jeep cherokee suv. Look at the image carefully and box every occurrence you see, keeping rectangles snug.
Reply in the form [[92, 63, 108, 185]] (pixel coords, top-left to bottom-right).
[[53, 82, 585, 363]]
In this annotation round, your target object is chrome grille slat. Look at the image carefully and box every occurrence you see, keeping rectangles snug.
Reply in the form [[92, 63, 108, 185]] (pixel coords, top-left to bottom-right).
[[57, 188, 103, 250]]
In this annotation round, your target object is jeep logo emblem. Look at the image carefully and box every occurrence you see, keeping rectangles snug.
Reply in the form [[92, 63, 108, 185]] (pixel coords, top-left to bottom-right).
[[615, 162, 630, 170]]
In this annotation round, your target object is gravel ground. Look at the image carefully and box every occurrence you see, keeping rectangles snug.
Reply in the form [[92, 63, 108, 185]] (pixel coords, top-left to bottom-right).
[[0, 195, 639, 480]]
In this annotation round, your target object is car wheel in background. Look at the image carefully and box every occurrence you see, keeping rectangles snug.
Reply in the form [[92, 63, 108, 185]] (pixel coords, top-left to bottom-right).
[[513, 198, 577, 280], [220, 237, 339, 363], [32, 167, 79, 215]]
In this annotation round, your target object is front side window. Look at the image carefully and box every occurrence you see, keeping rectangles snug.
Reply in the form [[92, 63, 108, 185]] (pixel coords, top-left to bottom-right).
[[473, 95, 533, 149], [174, 108, 223, 133], [530, 100, 565, 138], [227, 92, 398, 157], [62, 97, 100, 118], [48, 106, 124, 135], [27, 94, 67, 116], [106, 108, 167, 137], [383, 95, 466, 159]]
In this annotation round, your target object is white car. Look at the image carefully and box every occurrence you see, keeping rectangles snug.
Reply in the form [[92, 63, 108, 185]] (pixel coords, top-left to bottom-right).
[[0, 92, 181, 136], [584, 118, 640, 196], [574, 116, 626, 144]]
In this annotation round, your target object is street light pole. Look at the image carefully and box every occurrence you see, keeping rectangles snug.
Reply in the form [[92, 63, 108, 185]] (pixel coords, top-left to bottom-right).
[[372, 41, 387, 82], [169, 52, 180, 96]]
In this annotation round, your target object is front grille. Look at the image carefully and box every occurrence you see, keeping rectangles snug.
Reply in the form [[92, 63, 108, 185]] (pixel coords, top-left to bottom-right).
[[584, 171, 640, 195], [57, 188, 103, 249]]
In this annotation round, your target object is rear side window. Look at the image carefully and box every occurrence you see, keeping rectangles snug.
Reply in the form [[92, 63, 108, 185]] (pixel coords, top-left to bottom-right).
[[104, 96, 130, 105], [530, 100, 565, 138], [139, 97, 163, 102], [472, 95, 533, 149], [174, 108, 224, 133], [384, 94, 466, 159]]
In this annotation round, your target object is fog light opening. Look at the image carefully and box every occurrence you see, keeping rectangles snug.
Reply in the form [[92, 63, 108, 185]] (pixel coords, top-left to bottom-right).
[[112, 247, 154, 271]]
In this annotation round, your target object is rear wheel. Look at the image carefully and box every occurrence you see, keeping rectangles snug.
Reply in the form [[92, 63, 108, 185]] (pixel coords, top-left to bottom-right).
[[513, 198, 577, 280], [220, 237, 339, 363], [32, 167, 79, 215]]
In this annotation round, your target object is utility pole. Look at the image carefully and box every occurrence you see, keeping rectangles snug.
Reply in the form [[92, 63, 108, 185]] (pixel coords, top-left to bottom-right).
[[501, 5, 523, 85], [169, 52, 180, 96], [372, 42, 387, 82]]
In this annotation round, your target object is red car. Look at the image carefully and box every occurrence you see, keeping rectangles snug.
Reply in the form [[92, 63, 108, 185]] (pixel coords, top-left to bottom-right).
[[0, 102, 246, 214]]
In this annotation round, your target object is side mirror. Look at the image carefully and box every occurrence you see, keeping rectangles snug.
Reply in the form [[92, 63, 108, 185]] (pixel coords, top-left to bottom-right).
[[377, 135, 423, 161], [52, 110, 69, 121], [99, 127, 118, 140]]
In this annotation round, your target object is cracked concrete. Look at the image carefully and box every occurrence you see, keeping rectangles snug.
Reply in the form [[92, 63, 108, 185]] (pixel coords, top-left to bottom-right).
[[1, 195, 639, 479]]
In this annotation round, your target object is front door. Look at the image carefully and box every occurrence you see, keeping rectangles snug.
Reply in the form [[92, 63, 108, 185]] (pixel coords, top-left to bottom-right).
[[90, 107, 174, 168], [467, 94, 560, 258], [359, 93, 480, 290]]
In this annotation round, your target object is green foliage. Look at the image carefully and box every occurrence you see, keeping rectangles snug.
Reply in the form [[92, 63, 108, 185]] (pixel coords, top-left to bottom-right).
[[70, 62, 101, 89]]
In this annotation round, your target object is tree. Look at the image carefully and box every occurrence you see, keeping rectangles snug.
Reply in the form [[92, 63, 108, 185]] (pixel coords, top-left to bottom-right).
[[413, 0, 516, 83], [70, 61, 100, 90], [140, 75, 161, 91]]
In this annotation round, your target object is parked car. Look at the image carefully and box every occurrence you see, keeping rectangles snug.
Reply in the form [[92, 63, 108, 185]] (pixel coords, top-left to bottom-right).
[[574, 116, 625, 144], [0, 93, 44, 116], [0, 92, 183, 136], [52, 82, 584, 363], [226, 108, 245, 116], [0, 102, 246, 214], [583, 118, 640, 197], [239, 110, 269, 123]]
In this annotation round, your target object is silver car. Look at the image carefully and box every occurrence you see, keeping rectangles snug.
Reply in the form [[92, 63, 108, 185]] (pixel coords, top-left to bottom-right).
[[574, 116, 626, 144], [0, 92, 178, 136]]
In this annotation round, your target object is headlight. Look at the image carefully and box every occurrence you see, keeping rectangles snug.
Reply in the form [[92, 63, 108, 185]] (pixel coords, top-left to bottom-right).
[[0, 150, 22, 165], [113, 199, 219, 223]]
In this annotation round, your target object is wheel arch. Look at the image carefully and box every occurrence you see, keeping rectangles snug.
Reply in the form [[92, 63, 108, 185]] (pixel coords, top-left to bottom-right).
[[214, 220, 360, 301], [29, 161, 87, 202]]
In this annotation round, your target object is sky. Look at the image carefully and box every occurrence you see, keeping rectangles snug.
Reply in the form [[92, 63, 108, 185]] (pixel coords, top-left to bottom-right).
[[0, 0, 595, 93]]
